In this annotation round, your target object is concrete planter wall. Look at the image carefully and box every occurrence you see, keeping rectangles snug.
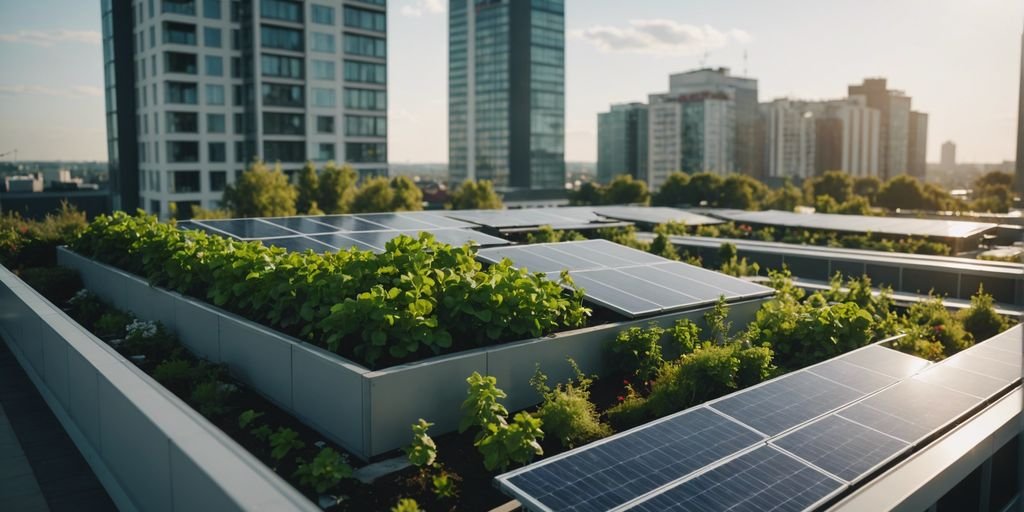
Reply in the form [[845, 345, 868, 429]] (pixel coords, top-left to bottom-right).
[[0, 265, 317, 512], [58, 247, 768, 459]]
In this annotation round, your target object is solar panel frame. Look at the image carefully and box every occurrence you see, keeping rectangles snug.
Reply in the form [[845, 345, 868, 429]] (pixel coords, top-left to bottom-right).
[[833, 344, 930, 379], [593, 206, 725, 227], [707, 209, 997, 240], [193, 218, 297, 239], [912, 363, 1012, 401], [260, 216, 345, 234]]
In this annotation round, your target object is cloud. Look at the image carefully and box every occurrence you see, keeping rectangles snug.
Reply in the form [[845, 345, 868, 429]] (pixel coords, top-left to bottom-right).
[[400, 0, 445, 17], [0, 30, 101, 47], [0, 85, 103, 98], [571, 20, 751, 56]]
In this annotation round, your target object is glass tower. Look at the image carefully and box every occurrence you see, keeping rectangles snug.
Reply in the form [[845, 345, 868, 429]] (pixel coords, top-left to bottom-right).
[[448, 0, 565, 191]]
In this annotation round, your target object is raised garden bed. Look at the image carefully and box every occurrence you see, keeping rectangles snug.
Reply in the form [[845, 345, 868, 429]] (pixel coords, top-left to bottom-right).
[[58, 246, 766, 460]]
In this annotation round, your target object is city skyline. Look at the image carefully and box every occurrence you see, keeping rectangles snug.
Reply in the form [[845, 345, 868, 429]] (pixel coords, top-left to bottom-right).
[[0, 0, 1021, 165]]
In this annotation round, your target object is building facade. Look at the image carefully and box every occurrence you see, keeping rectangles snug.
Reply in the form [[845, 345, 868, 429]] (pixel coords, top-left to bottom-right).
[[448, 0, 565, 191], [596, 102, 647, 184], [848, 78, 920, 180], [760, 99, 816, 180], [941, 140, 956, 169], [907, 110, 928, 178], [101, 0, 388, 218], [1016, 24, 1024, 198]]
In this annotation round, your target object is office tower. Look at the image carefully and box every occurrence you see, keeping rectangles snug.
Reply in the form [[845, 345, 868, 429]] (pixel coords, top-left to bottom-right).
[[941, 141, 956, 169], [101, 0, 139, 212], [907, 111, 928, 178], [848, 78, 917, 179], [812, 96, 881, 178], [596, 103, 648, 183], [760, 99, 816, 180], [448, 0, 565, 191], [1016, 24, 1024, 198], [101, 0, 388, 218]]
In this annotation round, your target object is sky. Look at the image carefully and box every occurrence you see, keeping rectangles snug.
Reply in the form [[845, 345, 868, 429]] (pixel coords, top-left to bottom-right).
[[0, 0, 1021, 164]]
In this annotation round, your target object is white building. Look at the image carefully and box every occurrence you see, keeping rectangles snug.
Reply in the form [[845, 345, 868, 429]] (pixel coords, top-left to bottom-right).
[[102, 0, 388, 218], [761, 99, 817, 180], [815, 96, 881, 178]]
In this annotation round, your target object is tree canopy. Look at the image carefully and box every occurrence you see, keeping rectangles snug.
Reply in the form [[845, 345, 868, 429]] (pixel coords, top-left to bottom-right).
[[447, 179, 504, 210], [318, 163, 358, 214], [222, 161, 297, 217]]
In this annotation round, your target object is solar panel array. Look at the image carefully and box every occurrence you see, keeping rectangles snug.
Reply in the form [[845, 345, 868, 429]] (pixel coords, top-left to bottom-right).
[[443, 207, 608, 229], [497, 325, 1023, 511], [707, 209, 998, 240], [477, 240, 775, 318], [177, 213, 511, 253], [593, 206, 724, 227]]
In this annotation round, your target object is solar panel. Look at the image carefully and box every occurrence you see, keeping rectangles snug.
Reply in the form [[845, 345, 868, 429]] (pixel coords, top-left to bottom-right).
[[259, 216, 340, 234], [309, 233, 381, 253], [443, 208, 606, 229], [626, 446, 845, 512], [410, 212, 477, 229], [771, 414, 909, 484], [355, 212, 437, 230], [836, 379, 980, 444], [176, 220, 223, 236], [834, 345, 929, 379], [979, 325, 1021, 353], [195, 218, 295, 239], [498, 407, 764, 512], [943, 352, 1020, 383], [805, 358, 898, 395], [709, 371, 864, 436], [593, 206, 725, 227], [913, 363, 1010, 400], [477, 240, 774, 318], [306, 215, 388, 232], [707, 209, 997, 240], [262, 236, 335, 254]]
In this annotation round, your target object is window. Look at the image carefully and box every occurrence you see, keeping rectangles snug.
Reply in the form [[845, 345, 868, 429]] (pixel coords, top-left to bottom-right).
[[344, 6, 385, 32], [207, 113, 225, 133], [209, 142, 227, 162], [312, 60, 335, 80], [262, 112, 305, 135], [261, 83, 304, 107], [317, 143, 335, 161], [231, 57, 241, 77], [163, 21, 197, 45], [204, 27, 221, 47], [206, 84, 225, 105], [345, 115, 386, 136], [167, 141, 200, 163], [203, 0, 220, 18], [316, 115, 334, 134], [312, 87, 336, 107], [165, 81, 198, 104], [150, 200, 162, 214], [260, 0, 302, 22], [343, 34, 385, 58], [162, 0, 195, 15], [172, 170, 201, 193], [231, 28, 240, 49], [311, 32, 335, 53], [261, 25, 303, 51], [344, 60, 385, 83], [205, 55, 223, 76], [311, 4, 334, 25], [234, 113, 245, 134], [150, 26, 155, 48], [344, 88, 385, 110], [345, 143, 386, 163], [210, 171, 227, 192], [261, 53, 303, 78], [264, 141, 305, 162], [166, 111, 198, 133]]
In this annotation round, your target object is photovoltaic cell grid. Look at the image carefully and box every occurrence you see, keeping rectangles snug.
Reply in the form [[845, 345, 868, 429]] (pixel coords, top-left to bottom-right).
[[498, 326, 1022, 511], [592, 206, 724, 227], [439, 205, 724, 230], [709, 209, 997, 240], [177, 213, 510, 253], [477, 239, 775, 318]]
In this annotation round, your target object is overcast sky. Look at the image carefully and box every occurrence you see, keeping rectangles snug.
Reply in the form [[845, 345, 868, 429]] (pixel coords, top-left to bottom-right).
[[0, 0, 1021, 164]]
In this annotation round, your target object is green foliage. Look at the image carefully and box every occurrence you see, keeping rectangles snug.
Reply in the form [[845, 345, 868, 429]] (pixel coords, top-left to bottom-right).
[[525, 225, 586, 244], [806, 170, 854, 204], [18, 266, 82, 303], [0, 202, 88, 268], [222, 161, 297, 217], [836, 195, 872, 215], [296, 161, 320, 214], [432, 472, 458, 499], [568, 181, 604, 206], [648, 231, 680, 261], [269, 427, 305, 461], [94, 310, 134, 339], [318, 163, 357, 214], [476, 411, 544, 472], [895, 297, 973, 360], [190, 380, 234, 418], [669, 318, 701, 356], [684, 173, 724, 206], [718, 175, 768, 210], [189, 206, 233, 220], [611, 325, 665, 382], [718, 242, 759, 277], [605, 382, 649, 431], [764, 180, 803, 211], [153, 358, 200, 395], [391, 498, 423, 512], [876, 175, 960, 211], [594, 225, 648, 250], [652, 172, 691, 206], [957, 286, 1009, 342], [350, 176, 424, 213], [250, 424, 273, 443], [703, 296, 732, 344], [405, 419, 438, 468], [603, 174, 651, 205], [972, 183, 1013, 213], [448, 179, 504, 210], [293, 448, 352, 494], [459, 372, 509, 437], [530, 360, 611, 448], [853, 176, 882, 203], [238, 409, 265, 429], [68, 289, 105, 329]]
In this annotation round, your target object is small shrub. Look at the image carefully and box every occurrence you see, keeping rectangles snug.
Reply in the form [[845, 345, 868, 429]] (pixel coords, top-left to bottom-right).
[[94, 311, 135, 339], [190, 380, 235, 418], [957, 286, 1009, 343], [648, 232, 680, 261], [646, 344, 741, 418], [530, 360, 611, 448], [68, 289, 105, 328], [293, 448, 352, 494], [432, 472, 458, 499], [269, 427, 305, 461], [405, 419, 437, 468], [458, 372, 544, 471], [605, 382, 650, 431], [900, 297, 973, 358], [238, 409, 264, 429], [459, 372, 509, 437], [668, 318, 701, 358], [391, 498, 422, 512], [610, 325, 665, 383], [703, 296, 732, 344], [153, 358, 199, 395], [18, 266, 82, 303]]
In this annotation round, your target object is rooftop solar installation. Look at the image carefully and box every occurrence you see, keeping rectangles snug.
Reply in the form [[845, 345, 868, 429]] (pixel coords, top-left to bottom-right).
[[178, 214, 511, 253], [835, 379, 980, 445], [592, 206, 724, 227], [441, 207, 608, 229], [706, 209, 998, 240], [477, 240, 775, 318]]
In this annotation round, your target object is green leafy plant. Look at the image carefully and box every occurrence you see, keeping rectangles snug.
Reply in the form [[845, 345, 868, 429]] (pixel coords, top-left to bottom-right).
[[530, 360, 611, 448], [250, 424, 273, 443], [391, 498, 422, 512], [459, 372, 509, 436], [896, 297, 973, 359], [153, 358, 199, 395], [238, 409, 265, 429], [18, 266, 83, 303], [957, 286, 1009, 343], [269, 427, 306, 461], [190, 380, 234, 418], [610, 325, 665, 383], [405, 419, 437, 468], [703, 296, 732, 345], [458, 372, 544, 471], [94, 311, 134, 339], [669, 318, 701, 357], [293, 448, 352, 494], [432, 471, 458, 499]]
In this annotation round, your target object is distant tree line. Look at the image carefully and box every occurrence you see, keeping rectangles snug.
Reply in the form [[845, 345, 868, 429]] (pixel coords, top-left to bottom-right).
[[571, 170, 1015, 214]]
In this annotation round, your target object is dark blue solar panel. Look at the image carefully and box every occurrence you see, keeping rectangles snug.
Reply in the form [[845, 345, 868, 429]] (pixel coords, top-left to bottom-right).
[[196, 219, 294, 239], [309, 233, 381, 253], [618, 264, 741, 301], [836, 345, 929, 379], [425, 229, 509, 248], [914, 363, 1009, 400], [944, 352, 1020, 383], [355, 213, 436, 230], [805, 358, 897, 394], [836, 379, 980, 444], [479, 247, 569, 273], [772, 415, 909, 483], [566, 273, 662, 316], [176, 221, 221, 236], [709, 371, 864, 436], [527, 245, 607, 271], [307, 215, 388, 232], [262, 217, 341, 234], [263, 237, 334, 253], [500, 407, 763, 512], [628, 446, 844, 512]]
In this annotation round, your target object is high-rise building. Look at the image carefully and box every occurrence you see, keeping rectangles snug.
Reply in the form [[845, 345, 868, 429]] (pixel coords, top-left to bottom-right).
[[101, 0, 388, 218], [848, 78, 917, 179], [448, 0, 565, 191], [907, 111, 928, 178], [1016, 24, 1024, 198], [941, 141, 956, 169], [760, 99, 816, 180], [811, 96, 881, 178], [596, 103, 648, 183]]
